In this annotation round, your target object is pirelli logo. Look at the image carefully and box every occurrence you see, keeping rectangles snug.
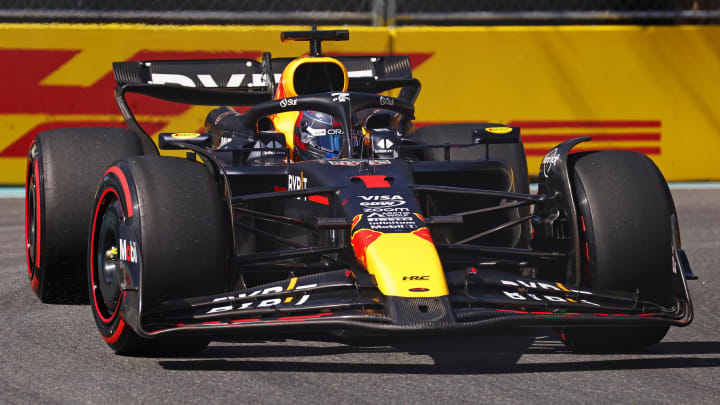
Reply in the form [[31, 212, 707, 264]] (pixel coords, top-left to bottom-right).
[[511, 120, 662, 156]]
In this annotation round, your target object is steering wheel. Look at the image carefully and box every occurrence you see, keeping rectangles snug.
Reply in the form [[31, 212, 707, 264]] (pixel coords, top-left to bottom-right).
[[242, 92, 415, 158]]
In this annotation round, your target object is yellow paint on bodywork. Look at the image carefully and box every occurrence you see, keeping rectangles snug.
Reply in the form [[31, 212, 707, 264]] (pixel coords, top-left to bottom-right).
[[486, 127, 512, 134], [363, 233, 448, 298], [171, 132, 201, 138], [271, 56, 349, 149], [271, 110, 300, 150], [284, 277, 297, 303]]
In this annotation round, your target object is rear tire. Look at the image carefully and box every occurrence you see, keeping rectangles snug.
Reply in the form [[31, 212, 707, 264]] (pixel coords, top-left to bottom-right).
[[89, 156, 230, 355], [25, 128, 149, 303], [561, 151, 674, 352]]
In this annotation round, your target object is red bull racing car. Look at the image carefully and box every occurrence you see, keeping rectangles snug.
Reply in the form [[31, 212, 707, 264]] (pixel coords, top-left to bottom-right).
[[25, 29, 694, 355]]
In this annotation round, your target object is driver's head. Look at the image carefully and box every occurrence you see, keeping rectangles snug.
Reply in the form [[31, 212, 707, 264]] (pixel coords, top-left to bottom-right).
[[293, 110, 344, 160]]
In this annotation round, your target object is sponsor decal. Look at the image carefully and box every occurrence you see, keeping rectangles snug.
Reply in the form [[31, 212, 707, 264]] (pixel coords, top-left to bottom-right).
[[347, 69, 373, 78], [327, 159, 391, 166], [500, 278, 598, 305], [150, 72, 261, 88], [403, 275, 429, 281], [149, 70, 282, 88], [379, 96, 394, 106], [358, 195, 405, 207], [541, 148, 560, 177], [279, 98, 297, 108], [206, 282, 316, 314], [358, 196, 419, 230], [375, 138, 394, 150], [485, 126, 512, 134], [171, 132, 201, 138], [365, 209, 410, 217], [288, 172, 307, 191], [367, 216, 416, 230], [363, 207, 409, 213], [500, 279, 592, 295], [331, 92, 350, 102], [118, 238, 138, 263], [307, 127, 345, 136], [214, 109, 236, 125], [501, 291, 599, 306]]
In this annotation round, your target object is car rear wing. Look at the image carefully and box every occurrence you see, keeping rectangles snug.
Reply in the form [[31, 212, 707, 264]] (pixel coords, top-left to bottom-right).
[[112, 53, 421, 149], [113, 54, 420, 105]]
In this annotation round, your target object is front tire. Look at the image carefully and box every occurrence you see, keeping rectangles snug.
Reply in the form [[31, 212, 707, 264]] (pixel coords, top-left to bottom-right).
[[89, 156, 231, 355], [561, 151, 674, 352]]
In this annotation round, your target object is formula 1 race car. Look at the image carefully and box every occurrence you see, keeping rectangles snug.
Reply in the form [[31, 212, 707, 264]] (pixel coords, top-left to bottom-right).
[[25, 28, 694, 355]]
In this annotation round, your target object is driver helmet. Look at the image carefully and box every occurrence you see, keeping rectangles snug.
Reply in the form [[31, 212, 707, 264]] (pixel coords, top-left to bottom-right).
[[294, 110, 344, 160]]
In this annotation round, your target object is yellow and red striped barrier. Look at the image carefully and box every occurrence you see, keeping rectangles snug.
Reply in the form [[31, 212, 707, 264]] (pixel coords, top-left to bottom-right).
[[394, 26, 720, 181], [1, 23, 718, 183]]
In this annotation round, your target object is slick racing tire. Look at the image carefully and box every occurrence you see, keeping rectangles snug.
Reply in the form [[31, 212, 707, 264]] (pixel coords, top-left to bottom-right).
[[89, 156, 230, 355], [412, 123, 530, 248], [561, 150, 674, 353], [25, 128, 151, 304]]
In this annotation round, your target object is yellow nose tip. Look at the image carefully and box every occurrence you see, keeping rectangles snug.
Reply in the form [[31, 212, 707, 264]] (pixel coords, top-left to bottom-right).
[[360, 232, 448, 298]]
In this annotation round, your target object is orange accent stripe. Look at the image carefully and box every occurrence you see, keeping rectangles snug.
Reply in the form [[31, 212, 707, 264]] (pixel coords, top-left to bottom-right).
[[556, 282, 571, 292]]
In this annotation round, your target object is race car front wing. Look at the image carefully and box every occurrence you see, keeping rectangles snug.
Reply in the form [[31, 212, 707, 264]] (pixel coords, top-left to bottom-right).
[[131, 261, 693, 338]]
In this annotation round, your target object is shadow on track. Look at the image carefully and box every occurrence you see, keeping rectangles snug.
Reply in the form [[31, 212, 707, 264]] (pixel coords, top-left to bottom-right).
[[157, 332, 720, 375]]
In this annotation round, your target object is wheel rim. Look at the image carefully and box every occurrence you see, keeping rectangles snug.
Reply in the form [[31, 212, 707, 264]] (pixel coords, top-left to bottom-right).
[[26, 170, 37, 267], [91, 193, 123, 323]]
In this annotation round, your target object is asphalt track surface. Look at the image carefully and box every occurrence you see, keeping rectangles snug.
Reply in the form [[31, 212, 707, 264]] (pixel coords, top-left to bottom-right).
[[1, 189, 718, 404]]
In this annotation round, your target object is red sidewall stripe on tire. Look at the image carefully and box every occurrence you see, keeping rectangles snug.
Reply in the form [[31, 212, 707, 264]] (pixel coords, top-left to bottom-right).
[[104, 166, 133, 218], [24, 157, 32, 278], [101, 316, 126, 344], [90, 187, 123, 325], [34, 160, 41, 269]]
